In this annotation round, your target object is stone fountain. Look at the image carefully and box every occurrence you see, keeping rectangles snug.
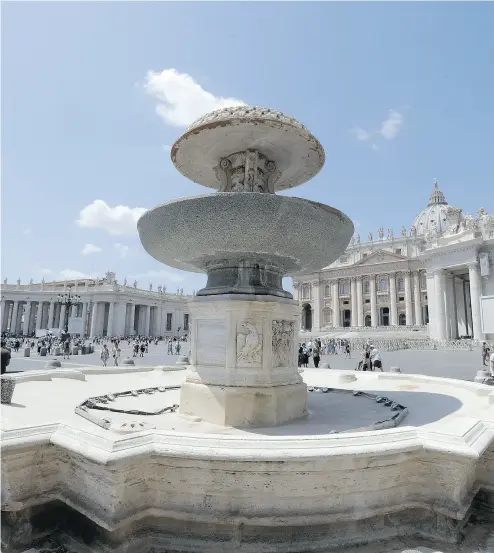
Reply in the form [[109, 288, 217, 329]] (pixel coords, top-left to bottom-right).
[[138, 106, 353, 427], [2, 107, 494, 553]]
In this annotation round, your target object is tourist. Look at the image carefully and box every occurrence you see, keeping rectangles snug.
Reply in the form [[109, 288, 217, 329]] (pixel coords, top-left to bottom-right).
[[63, 340, 71, 360], [1, 340, 11, 375], [312, 340, 322, 368], [363, 348, 371, 371], [370, 346, 383, 372], [133, 342, 139, 357], [100, 344, 110, 367], [344, 343, 351, 359], [482, 342, 488, 366], [140, 343, 145, 357], [298, 346, 305, 368], [14, 339, 20, 353], [113, 345, 121, 366], [490, 350, 494, 377]]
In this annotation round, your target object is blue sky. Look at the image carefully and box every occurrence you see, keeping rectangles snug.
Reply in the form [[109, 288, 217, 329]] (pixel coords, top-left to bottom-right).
[[2, 2, 493, 293]]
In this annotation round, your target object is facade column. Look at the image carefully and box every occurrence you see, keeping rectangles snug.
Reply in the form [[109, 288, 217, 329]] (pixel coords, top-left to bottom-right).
[[468, 262, 484, 340], [35, 303, 43, 332], [370, 277, 377, 326], [389, 272, 398, 326], [350, 278, 358, 327], [1, 301, 9, 331], [433, 269, 447, 340], [356, 276, 363, 327], [23, 301, 32, 335], [90, 302, 98, 337], [312, 281, 321, 331], [107, 302, 116, 337], [47, 302, 55, 329], [129, 304, 136, 335], [59, 304, 67, 330], [413, 272, 423, 326], [404, 271, 413, 326], [331, 280, 339, 327], [10, 301, 19, 334]]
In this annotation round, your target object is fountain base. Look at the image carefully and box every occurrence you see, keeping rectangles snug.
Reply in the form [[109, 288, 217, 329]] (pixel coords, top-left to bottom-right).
[[180, 294, 307, 426]]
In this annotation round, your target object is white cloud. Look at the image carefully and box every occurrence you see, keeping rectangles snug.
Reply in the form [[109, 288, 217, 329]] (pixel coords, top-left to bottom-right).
[[59, 269, 95, 280], [40, 268, 53, 275], [22, 228, 31, 236], [81, 243, 102, 256], [144, 68, 246, 127], [114, 242, 130, 259], [128, 269, 185, 285], [351, 109, 404, 146], [77, 200, 147, 236], [379, 109, 403, 140]]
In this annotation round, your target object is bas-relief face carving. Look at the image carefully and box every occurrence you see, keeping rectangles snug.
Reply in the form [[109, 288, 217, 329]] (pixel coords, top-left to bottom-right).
[[236, 321, 262, 365], [272, 320, 295, 367], [230, 167, 245, 192]]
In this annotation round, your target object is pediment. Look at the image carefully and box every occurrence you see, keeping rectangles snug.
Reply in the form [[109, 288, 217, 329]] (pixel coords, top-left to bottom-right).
[[353, 250, 410, 267]]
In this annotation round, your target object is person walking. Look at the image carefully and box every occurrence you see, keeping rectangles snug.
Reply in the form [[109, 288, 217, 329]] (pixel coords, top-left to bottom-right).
[[140, 343, 145, 357], [63, 340, 71, 360], [482, 342, 488, 366], [345, 343, 351, 359], [100, 344, 110, 367], [113, 345, 121, 367], [370, 346, 383, 372], [312, 340, 322, 368], [1, 341, 11, 375]]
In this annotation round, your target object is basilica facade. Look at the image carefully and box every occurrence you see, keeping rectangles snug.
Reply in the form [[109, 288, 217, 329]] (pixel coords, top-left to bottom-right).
[[0, 272, 192, 338], [293, 181, 494, 341]]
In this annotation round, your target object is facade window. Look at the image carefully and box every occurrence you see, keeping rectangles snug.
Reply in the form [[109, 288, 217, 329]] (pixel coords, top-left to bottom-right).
[[421, 273, 427, 289], [166, 313, 173, 332], [379, 278, 388, 292], [362, 253, 368, 258], [323, 308, 331, 325], [399, 296, 404, 301], [364, 281, 370, 293], [397, 278, 404, 292], [324, 285, 330, 297], [340, 282, 350, 295], [339, 255, 349, 264], [343, 301, 349, 305], [301, 284, 310, 300], [399, 313, 407, 326], [394, 248, 402, 255], [365, 299, 370, 304], [184, 314, 189, 331]]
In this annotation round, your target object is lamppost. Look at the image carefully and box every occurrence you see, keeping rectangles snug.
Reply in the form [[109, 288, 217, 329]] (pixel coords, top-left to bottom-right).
[[57, 285, 81, 335]]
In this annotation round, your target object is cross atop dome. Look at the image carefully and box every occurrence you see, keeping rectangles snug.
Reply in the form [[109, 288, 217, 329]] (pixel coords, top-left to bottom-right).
[[428, 178, 447, 206]]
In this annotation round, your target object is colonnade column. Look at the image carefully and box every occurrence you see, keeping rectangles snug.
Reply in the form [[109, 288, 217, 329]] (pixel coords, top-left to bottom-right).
[[389, 273, 398, 326], [47, 302, 55, 329], [1, 301, 9, 331], [370, 277, 377, 326], [404, 271, 413, 326], [59, 304, 67, 331], [413, 272, 423, 326], [356, 276, 363, 327], [331, 280, 339, 327], [11, 301, 19, 334], [81, 302, 88, 336], [90, 302, 98, 337], [446, 273, 458, 339], [312, 282, 321, 331], [129, 305, 136, 336], [143, 305, 150, 335], [107, 302, 115, 337], [36, 303, 44, 333], [468, 262, 484, 340], [433, 269, 447, 340], [23, 302, 32, 335], [350, 278, 358, 327]]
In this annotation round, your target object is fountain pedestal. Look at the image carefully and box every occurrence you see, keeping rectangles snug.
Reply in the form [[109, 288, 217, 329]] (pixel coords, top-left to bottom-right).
[[180, 295, 307, 426]]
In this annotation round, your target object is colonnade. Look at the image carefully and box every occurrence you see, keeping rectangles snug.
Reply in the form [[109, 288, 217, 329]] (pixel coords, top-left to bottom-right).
[[427, 262, 483, 340], [1, 299, 189, 338]]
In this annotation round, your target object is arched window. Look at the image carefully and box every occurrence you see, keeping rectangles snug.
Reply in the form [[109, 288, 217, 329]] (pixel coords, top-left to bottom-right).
[[324, 285, 330, 297], [365, 315, 372, 327], [399, 313, 406, 326], [379, 278, 388, 292], [364, 281, 370, 294], [323, 308, 332, 325], [397, 278, 404, 292], [302, 284, 310, 300]]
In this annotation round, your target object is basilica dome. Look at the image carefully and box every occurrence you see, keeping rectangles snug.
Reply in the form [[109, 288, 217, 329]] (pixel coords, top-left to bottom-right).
[[411, 179, 450, 235]]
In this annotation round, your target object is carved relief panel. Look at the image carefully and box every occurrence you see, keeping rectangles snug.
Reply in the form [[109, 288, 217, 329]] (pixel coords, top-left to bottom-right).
[[236, 320, 263, 365], [272, 320, 295, 368]]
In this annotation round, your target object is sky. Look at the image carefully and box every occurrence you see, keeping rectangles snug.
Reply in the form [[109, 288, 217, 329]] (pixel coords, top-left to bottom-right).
[[2, 2, 493, 293]]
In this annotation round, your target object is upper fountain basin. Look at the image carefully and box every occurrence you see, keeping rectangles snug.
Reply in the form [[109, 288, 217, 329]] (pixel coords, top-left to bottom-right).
[[171, 106, 325, 192], [137, 193, 353, 275]]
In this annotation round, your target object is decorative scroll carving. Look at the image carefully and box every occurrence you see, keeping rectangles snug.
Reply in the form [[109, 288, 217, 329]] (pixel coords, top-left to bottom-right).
[[237, 321, 262, 365], [272, 320, 295, 367], [214, 149, 281, 193]]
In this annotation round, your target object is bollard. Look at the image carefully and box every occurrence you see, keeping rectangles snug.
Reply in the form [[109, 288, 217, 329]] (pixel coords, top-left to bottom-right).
[[390, 366, 402, 373], [81, 346, 87, 355], [121, 358, 135, 366], [54, 347, 61, 356], [45, 359, 62, 369], [1, 376, 16, 404], [72, 347, 79, 355], [24, 348, 31, 357], [40, 347, 47, 356]]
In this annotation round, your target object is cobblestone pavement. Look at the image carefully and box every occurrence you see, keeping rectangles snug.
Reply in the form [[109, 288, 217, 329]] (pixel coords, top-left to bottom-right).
[[5, 343, 487, 382]]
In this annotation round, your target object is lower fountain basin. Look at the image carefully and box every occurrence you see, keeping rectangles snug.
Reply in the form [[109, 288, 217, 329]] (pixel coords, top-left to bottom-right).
[[137, 193, 353, 294]]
